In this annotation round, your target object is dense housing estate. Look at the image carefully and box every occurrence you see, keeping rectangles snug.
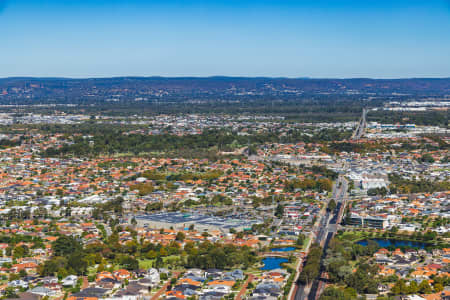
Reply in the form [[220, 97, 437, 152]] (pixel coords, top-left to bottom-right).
[[0, 109, 447, 300]]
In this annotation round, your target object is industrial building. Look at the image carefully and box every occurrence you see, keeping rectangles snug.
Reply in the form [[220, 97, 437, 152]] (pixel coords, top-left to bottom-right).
[[134, 212, 262, 232]]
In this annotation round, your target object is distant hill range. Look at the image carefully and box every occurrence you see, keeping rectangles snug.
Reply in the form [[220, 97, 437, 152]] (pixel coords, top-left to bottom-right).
[[0, 77, 449, 104]]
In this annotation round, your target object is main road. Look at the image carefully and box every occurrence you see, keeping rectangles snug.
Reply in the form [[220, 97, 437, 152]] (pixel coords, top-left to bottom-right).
[[293, 176, 348, 300], [250, 148, 350, 300], [351, 108, 367, 140]]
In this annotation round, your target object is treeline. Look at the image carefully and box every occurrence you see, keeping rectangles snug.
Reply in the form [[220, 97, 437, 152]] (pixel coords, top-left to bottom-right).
[[368, 110, 449, 127], [377, 230, 444, 246], [319, 286, 358, 300], [280, 128, 352, 142], [39, 229, 258, 281], [43, 130, 245, 156], [308, 165, 338, 180], [165, 170, 222, 182], [323, 238, 380, 295], [185, 241, 257, 269], [390, 278, 446, 296], [0, 101, 365, 122], [92, 197, 124, 220], [321, 233, 447, 298], [40, 236, 86, 277], [41, 127, 354, 158], [29, 123, 140, 135], [0, 138, 21, 148], [134, 170, 222, 182], [37, 226, 258, 281], [388, 173, 450, 194], [0, 234, 45, 245], [127, 170, 223, 195], [367, 187, 388, 196], [284, 178, 333, 193], [129, 182, 154, 196], [298, 243, 322, 285], [251, 195, 286, 208], [0, 235, 45, 257]]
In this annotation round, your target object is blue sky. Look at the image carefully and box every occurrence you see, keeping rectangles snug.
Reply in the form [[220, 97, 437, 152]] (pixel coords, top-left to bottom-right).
[[1, 0, 450, 78]]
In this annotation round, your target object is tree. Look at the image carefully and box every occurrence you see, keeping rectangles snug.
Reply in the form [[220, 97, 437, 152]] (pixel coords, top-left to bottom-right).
[[120, 256, 139, 271], [40, 257, 68, 276], [408, 280, 418, 294], [299, 245, 322, 285], [13, 245, 29, 259], [423, 231, 437, 241], [367, 187, 387, 196], [52, 236, 82, 256], [154, 256, 163, 268], [19, 269, 27, 278], [319, 287, 351, 300], [296, 234, 305, 246], [247, 145, 258, 156], [57, 267, 69, 280], [275, 204, 284, 218], [68, 252, 88, 275], [130, 182, 154, 196], [175, 232, 185, 242], [419, 280, 432, 294], [4, 287, 18, 298], [184, 242, 196, 255], [159, 247, 168, 256], [318, 178, 333, 192], [390, 226, 399, 234], [391, 279, 407, 295], [184, 242, 257, 270], [327, 199, 336, 212], [420, 153, 434, 163], [146, 250, 158, 259], [299, 264, 319, 285], [434, 283, 444, 293], [146, 202, 163, 212], [124, 240, 139, 254]]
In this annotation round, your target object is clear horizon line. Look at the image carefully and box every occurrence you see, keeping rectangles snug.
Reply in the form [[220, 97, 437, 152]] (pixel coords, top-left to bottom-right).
[[1, 75, 450, 80]]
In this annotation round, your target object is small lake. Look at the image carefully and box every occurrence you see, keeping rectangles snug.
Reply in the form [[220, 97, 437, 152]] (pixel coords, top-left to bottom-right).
[[357, 238, 428, 249], [261, 257, 288, 270], [271, 247, 296, 252]]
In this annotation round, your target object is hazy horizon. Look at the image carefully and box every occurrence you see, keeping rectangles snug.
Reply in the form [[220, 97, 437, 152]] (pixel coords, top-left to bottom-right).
[[1, 75, 450, 80]]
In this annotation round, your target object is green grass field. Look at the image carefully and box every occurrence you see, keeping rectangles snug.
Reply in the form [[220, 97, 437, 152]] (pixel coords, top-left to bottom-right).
[[138, 255, 181, 269]]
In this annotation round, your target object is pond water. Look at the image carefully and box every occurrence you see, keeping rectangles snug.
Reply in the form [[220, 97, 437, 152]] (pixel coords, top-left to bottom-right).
[[261, 257, 288, 270], [357, 238, 428, 249], [270, 247, 296, 252]]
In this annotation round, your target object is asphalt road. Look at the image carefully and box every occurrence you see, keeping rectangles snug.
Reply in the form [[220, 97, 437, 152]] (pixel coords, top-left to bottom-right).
[[352, 108, 367, 140], [293, 177, 348, 300]]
